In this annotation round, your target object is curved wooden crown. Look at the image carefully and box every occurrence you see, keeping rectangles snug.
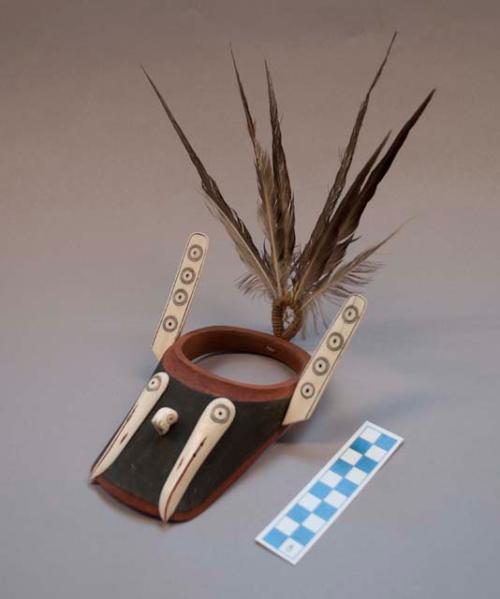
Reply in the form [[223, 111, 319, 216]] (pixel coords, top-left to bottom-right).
[[161, 325, 310, 401]]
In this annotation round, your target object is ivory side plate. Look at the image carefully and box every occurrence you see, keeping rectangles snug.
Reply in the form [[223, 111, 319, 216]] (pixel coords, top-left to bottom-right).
[[283, 295, 367, 425], [152, 232, 209, 360]]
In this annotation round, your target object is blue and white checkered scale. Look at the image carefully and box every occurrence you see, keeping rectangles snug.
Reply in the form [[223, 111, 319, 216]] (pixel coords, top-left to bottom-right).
[[256, 422, 403, 564]]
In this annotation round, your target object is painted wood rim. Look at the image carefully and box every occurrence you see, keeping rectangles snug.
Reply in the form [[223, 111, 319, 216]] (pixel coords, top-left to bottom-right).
[[161, 325, 310, 402]]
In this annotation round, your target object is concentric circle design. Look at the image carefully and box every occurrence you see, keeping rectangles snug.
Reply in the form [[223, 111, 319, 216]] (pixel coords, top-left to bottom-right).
[[187, 244, 203, 262], [180, 267, 196, 284], [312, 357, 330, 376], [300, 382, 315, 399], [147, 374, 162, 391], [162, 315, 179, 333], [173, 289, 188, 306], [342, 305, 359, 324], [210, 403, 231, 423], [327, 332, 344, 351]]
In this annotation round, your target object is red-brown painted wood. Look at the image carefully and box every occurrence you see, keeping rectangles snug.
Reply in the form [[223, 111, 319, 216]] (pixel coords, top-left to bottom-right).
[[161, 325, 310, 402]]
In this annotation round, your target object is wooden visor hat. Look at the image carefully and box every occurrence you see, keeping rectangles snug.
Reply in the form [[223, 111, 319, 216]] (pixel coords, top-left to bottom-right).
[[90, 37, 433, 522], [90, 233, 366, 522]]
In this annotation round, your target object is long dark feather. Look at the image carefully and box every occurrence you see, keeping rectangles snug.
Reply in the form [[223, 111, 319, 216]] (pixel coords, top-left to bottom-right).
[[293, 132, 390, 296], [294, 33, 397, 288], [295, 89, 434, 304], [333, 89, 435, 247], [265, 62, 296, 281], [230, 51, 284, 295], [321, 32, 397, 221], [142, 67, 277, 296], [303, 226, 401, 309]]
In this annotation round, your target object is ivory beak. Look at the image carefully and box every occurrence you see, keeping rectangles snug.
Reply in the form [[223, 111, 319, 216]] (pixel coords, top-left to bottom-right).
[[90, 372, 170, 481], [158, 397, 236, 523]]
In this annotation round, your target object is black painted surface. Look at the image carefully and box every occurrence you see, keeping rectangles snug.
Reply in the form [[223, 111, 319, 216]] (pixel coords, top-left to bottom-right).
[[102, 368, 290, 513]]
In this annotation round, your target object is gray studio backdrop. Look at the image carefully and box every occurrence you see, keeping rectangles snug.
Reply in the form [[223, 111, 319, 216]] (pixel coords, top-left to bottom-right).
[[1, 1, 499, 598]]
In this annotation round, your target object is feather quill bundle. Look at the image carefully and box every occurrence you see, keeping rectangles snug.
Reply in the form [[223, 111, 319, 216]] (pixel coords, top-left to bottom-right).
[[143, 34, 434, 340]]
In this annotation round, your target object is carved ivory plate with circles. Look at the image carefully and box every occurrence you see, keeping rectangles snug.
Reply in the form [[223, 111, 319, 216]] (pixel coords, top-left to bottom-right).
[[152, 232, 208, 361], [90, 233, 367, 523]]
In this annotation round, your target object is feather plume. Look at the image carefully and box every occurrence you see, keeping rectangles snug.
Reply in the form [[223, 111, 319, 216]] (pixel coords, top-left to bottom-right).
[[142, 67, 277, 297], [143, 35, 434, 340]]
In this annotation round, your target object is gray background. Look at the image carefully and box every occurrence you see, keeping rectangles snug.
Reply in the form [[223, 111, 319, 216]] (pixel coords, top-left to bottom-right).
[[1, 1, 499, 597]]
